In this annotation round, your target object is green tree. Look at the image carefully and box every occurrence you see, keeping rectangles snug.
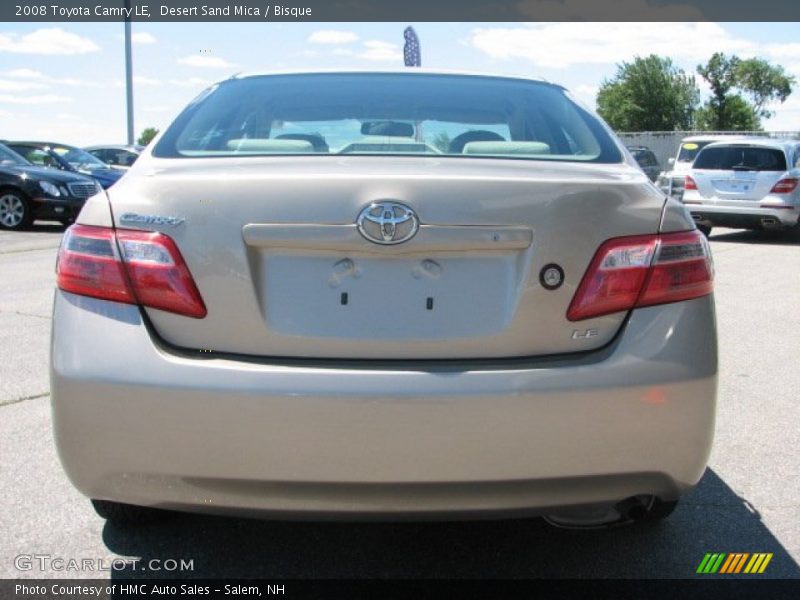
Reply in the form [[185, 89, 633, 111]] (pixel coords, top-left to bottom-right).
[[696, 52, 794, 130], [137, 127, 159, 146], [596, 55, 699, 131], [693, 95, 761, 131], [735, 57, 794, 119]]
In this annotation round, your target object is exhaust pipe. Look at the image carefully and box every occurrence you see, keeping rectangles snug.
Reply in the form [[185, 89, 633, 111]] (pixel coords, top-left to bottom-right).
[[614, 496, 650, 521], [761, 217, 778, 227]]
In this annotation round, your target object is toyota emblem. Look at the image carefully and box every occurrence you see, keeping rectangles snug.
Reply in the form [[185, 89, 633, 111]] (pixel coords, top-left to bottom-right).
[[356, 202, 419, 245]]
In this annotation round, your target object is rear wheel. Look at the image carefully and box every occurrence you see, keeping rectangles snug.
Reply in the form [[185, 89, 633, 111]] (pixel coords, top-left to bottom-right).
[[0, 190, 32, 230], [696, 224, 712, 237], [91, 499, 172, 525]]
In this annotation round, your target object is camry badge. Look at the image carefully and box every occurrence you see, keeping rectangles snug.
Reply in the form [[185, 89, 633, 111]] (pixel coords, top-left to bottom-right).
[[119, 213, 186, 227], [356, 202, 419, 245]]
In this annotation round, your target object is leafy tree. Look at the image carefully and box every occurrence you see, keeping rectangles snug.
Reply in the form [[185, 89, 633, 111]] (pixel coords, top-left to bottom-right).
[[735, 58, 794, 119], [137, 127, 159, 146], [696, 52, 794, 130], [596, 55, 699, 131], [694, 94, 761, 132]]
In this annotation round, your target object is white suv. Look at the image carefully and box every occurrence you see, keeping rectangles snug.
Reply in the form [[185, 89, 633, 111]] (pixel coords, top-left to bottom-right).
[[657, 135, 747, 199], [682, 138, 800, 235]]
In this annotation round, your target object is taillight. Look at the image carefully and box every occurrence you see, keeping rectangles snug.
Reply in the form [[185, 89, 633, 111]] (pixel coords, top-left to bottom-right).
[[683, 175, 697, 191], [567, 230, 713, 321], [769, 178, 798, 194], [57, 224, 206, 318]]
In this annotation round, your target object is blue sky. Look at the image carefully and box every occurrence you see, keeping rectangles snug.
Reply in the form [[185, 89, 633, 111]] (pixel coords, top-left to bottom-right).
[[1, 22, 799, 145]]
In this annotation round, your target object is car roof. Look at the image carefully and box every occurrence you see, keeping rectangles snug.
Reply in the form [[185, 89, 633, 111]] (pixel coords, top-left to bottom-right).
[[84, 144, 143, 151], [700, 137, 800, 152], [680, 134, 749, 143], [227, 69, 560, 89], [7, 141, 78, 149]]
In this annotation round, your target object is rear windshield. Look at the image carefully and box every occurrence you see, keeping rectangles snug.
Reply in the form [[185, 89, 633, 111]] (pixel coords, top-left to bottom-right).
[[676, 141, 713, 163], [153, 73, 622, 163], [693, 146, 787, 172]]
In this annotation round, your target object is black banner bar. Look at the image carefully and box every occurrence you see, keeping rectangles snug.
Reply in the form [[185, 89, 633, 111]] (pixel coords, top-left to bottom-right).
[[2, 0, 800, 22], [4, 579, 800, 600]]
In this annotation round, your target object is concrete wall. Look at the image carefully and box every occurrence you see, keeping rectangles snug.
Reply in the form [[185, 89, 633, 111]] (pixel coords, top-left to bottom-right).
[[617, 131, 800, 170]]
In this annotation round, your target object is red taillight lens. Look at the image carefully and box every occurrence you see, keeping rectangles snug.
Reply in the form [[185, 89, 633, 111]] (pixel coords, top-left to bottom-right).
[[683, 175, 697, 191], [769, 178, 798, 194], [57, 224, 207, 318], [567, 230, 713, 321]]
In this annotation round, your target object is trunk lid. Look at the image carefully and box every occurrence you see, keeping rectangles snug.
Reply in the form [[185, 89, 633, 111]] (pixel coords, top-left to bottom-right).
[[110, 156, 664, 360]]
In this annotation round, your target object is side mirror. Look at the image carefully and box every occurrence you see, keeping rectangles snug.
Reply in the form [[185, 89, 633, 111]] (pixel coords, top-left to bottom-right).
[[668, 157, 675, 166]]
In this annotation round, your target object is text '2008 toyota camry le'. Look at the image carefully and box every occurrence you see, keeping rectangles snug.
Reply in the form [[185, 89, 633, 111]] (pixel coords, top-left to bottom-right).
[[51, 71, 717, 528]]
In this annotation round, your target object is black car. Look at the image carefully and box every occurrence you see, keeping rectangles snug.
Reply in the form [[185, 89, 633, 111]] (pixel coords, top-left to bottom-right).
[[5, 141, 124, 189], [627, 145, 662, 182], [0, 142, 100, 230], [84, 144, 143, 169]]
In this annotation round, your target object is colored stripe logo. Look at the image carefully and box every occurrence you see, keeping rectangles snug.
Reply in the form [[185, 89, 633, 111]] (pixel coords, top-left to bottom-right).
[[697, 553, 773, 574]]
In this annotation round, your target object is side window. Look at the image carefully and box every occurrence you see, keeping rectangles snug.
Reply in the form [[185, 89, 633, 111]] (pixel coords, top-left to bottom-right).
[[646, 151, 658, 166], [19, 148, 50, 166], [89, 149, 107, 163]]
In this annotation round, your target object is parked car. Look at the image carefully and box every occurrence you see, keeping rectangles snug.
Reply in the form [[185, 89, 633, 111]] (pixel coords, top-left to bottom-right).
[[0, 142, 100, 230], [657, 134, 747, 199], [5, 141, 124, 188], [84, 144, 143, 169], [51, 71, 717, 528], [627, 145, 661, 181], [683, 138, 800, 236]]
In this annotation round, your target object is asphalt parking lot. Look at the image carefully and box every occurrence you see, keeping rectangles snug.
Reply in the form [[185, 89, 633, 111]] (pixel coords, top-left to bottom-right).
[[1, 223, 798, 579]]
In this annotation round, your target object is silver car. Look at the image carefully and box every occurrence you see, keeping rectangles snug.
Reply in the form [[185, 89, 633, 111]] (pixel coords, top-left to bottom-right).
[[683, 138, 800, 235], [51, 71, 717, 528]]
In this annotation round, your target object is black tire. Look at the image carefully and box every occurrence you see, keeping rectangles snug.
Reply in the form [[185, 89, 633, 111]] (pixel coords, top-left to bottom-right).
[[0, 189, 33, 231], [697, 224, 712, 237], [91, 499, 171, 525], [641, 498, 679, 523]]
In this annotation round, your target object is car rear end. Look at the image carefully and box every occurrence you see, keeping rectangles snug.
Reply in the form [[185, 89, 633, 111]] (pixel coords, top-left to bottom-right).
[[50, 72, 717, 522], [683, 140, 800, 231]]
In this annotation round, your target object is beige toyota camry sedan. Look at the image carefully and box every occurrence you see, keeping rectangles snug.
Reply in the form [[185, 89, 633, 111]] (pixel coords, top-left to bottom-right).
[[51, 71, 717, 528]]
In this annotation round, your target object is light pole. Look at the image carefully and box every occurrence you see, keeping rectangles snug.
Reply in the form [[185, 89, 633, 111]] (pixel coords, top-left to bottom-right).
[[124, 0, 134, 145]]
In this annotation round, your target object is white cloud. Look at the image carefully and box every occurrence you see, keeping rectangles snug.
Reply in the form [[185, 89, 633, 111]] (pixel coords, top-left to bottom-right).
[[572, 84, 599, 108], [3, 68, 103, 88], [469, 23, 755, 69], [0, 27, 99, 55], [115, 31, 157, 45], [0, 108, 11, 117], [0, 94, 73, 104], [178, 55, 235, 69], [132, 32, 157, 45], [0, 78, 48, 92], [133, 75, 161, 86], [308, 30, 359, 45], [357, 40, 402, 62], [332, 48, 354, 56], [3, 68, 45, 79]]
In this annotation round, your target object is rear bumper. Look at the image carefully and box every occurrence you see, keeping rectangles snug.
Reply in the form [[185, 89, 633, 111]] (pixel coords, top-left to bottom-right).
[[51, 291, 718, 519], [684, 202, 800, 229]]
